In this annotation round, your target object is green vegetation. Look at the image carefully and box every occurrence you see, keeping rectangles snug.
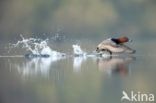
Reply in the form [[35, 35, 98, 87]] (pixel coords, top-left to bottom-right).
[[0, 0, 156, 40]]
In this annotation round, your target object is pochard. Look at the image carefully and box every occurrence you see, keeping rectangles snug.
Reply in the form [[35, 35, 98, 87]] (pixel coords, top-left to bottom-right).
[[96, 37, 135, 55]]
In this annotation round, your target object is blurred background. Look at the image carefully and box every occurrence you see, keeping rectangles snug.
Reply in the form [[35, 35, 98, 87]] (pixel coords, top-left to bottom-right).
[[0, 0, 156, 41], [0, 1, 156, 103]]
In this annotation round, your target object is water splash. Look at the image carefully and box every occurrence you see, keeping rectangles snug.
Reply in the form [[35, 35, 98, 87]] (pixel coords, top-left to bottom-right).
[[9, 35, 112, 58], [11, 35, 65, 57], [72, 44, 86, 56]]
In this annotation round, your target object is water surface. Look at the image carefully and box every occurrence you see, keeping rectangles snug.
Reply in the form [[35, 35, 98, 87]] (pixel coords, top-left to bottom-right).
[[0, 39, 156, 103]]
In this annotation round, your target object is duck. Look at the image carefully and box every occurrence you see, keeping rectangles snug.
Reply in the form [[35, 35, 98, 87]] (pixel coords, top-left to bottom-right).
[[96, 36, 135, 55]]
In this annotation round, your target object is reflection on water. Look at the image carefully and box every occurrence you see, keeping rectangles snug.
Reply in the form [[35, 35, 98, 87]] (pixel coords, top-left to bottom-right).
[[1, 39, 156, 103], [97, 56, 135, 76], [11, 56, 134, 77], [1, 53, 156, 103], [14, 56, 65, 77], [73, 56, 87, 72]]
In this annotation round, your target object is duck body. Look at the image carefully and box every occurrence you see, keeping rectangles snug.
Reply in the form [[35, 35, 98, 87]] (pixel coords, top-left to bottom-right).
[[96, 37, 135, 54]]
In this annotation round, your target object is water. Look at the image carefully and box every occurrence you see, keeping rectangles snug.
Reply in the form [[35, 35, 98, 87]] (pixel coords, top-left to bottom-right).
[[0, 36, 156, 103]]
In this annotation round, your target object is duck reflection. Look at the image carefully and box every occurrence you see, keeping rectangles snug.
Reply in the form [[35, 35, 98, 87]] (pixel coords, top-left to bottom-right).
[[97, 56, 135, 76], [14, 55, 134, 77]]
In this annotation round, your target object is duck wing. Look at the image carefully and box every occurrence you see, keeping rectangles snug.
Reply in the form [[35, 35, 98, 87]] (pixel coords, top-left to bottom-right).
[[100, 39, 118, 47], [119, 44, 135, 54]]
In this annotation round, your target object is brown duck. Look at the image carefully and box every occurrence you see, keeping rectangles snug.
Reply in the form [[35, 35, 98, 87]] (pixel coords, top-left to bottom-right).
[[96, 36, 135, 55]]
